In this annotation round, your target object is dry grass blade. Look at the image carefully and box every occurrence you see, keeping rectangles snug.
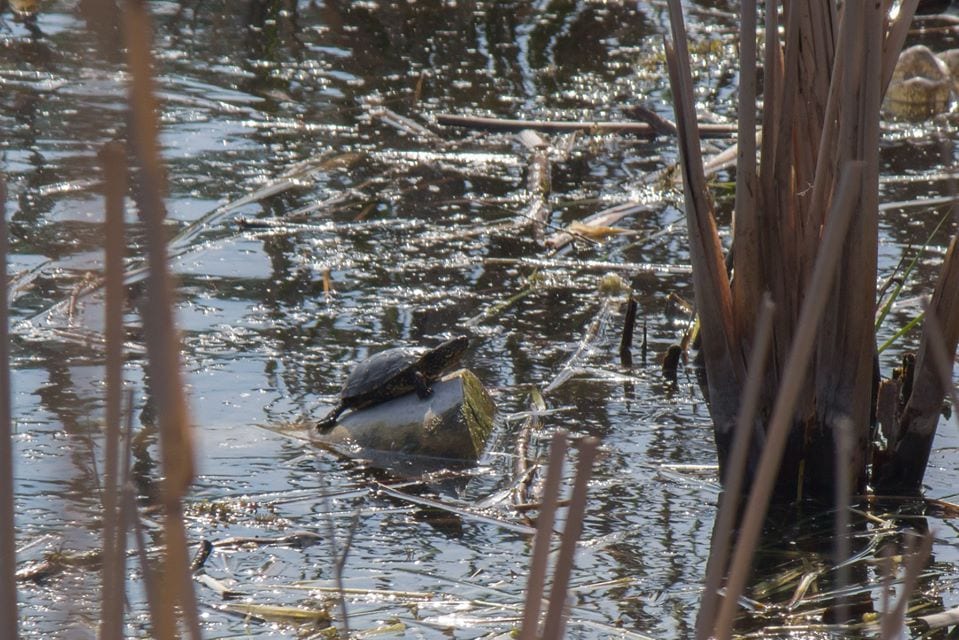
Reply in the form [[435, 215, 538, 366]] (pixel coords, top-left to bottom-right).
[[697, 294, 775, 640], [99, 141, 127, 640], [543, 298, 615, 395], [713, 161, 864, 640], [519, 431, 567, 640], [0, 177, 19, 637], [540, 436, 599, 640], [121, 1, 200, 637]]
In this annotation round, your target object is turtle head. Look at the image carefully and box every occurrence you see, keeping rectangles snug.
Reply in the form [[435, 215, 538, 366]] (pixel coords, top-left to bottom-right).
[[420, 335, 469, 376]]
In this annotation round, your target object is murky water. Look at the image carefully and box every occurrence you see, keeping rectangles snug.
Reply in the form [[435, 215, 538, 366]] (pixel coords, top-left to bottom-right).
[[2, 1, 959, 637]]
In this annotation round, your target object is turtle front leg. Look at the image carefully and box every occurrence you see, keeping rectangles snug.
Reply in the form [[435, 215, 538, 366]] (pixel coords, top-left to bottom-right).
[[316, 403, 345, 432], [413, 371, 433, 399]]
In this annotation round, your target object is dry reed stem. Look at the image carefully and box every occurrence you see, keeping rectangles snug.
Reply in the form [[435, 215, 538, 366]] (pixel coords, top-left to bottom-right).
[[664, 1, 743, 461], [881, 531, 933, 638], [731, 0, 759, 348], [99, 141, 127, 640], [876, 233, 959, 491], [541, 437, 598, 640], [519, 431, 567, 640], [0, 178, 19, 638], [804, 5, 848, 267], [696, 295, 775, 640], [832, 417, 854, 625], [128, 482, 167, 638], [121, 1, 200, 637], [918, 293, 959, 428], [713, 161, 864, 640], [810, 0, 883, 498]]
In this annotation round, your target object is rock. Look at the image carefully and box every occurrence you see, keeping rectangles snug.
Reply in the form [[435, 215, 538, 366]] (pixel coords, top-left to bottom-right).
[[885, 44, 953, 120], [311, 369, 495, 465]]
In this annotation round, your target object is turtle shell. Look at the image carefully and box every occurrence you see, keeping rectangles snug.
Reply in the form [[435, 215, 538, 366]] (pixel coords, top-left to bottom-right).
[[340, 346, 425, 404]]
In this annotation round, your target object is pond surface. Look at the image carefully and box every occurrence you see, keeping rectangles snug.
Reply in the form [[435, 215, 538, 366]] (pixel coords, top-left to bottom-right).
[[2, 1, 959, 637]]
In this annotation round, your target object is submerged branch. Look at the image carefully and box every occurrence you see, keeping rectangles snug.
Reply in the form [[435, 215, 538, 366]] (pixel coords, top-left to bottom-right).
[[435, 113, 739, 138]]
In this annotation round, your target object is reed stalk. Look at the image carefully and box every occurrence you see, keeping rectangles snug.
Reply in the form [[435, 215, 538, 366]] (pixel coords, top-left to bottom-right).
[[695, 295, 774, 640], [121, 1, 200, 637], [712, 161, 864, 640], [0, 177, 19, 639], [540, 437, 598, 640], [874, 234, 959, 490], [519, 431, 567, 640], [99, 141, 127, 640]]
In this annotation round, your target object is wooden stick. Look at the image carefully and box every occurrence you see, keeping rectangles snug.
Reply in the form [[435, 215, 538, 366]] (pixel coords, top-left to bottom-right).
[[0, 175, 19, 638], [713, 161, 863, 640], [434, 113, 739, 138]]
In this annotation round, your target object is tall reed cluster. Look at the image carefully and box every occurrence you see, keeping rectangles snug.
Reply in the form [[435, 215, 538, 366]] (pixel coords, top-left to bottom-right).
[[667, 0, 959, 506], [664, 0, 959, 637]]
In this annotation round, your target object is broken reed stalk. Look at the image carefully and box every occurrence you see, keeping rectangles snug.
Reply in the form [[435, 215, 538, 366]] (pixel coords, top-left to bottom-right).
[[99, 141, 127, 640], [712, 162, 864, 640], [874, 234, 959, 491], [519, 431, 567, 640], [517, 129, 551, 237], [695, 294, 774, 640], [0, 179, 19, 637], [121, 1, 201, 638], [540, 437, 598, 640]]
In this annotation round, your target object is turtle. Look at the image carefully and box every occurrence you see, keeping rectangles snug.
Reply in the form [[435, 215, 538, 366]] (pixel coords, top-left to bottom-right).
[[315, 335, 469, 432]]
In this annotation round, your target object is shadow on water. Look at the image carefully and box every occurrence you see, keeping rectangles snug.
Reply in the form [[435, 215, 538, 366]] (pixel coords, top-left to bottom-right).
[[0, 0, 958, 637]]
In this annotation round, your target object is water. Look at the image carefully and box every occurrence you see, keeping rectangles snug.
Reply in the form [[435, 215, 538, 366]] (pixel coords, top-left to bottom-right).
[[1, 1, 958, 637]]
